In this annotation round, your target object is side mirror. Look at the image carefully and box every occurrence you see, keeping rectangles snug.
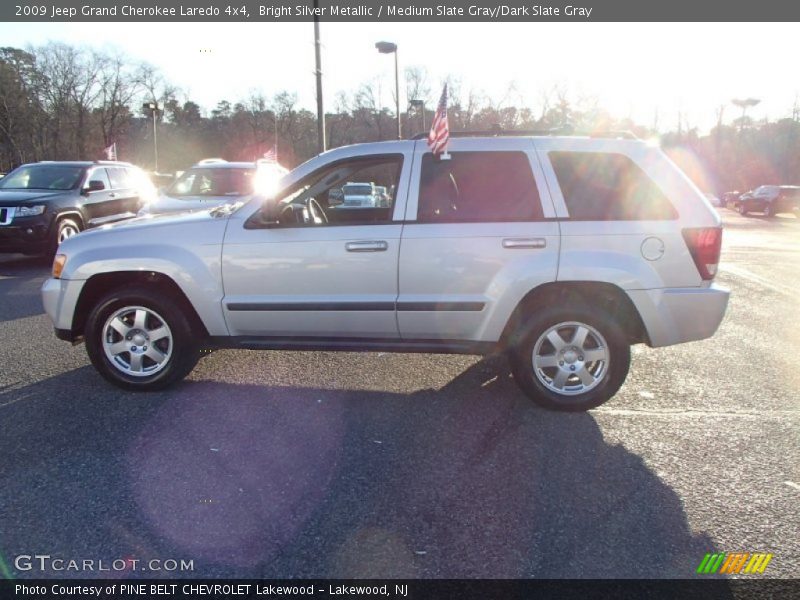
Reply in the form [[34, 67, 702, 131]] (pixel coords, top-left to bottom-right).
[[84, 180, 105, 193]]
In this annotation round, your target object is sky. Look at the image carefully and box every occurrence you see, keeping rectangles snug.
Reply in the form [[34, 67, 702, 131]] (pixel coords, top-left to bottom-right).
[[0, 21, 796, 133]]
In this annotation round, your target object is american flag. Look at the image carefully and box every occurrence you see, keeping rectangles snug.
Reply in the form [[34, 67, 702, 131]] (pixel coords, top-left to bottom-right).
[[427, 84, 449, 155], [103, 142, 117, 161], [262, 146, 278, 162]]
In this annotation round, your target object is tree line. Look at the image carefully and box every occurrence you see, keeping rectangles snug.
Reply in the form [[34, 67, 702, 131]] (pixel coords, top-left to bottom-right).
[[2, 42, 799, 194]]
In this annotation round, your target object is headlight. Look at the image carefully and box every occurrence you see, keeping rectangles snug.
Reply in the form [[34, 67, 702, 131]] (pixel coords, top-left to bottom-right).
[[16, 205, 46, 217], [52, 254, 66, 279]]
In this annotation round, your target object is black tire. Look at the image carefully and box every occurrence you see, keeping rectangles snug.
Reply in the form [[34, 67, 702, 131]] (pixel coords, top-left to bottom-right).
[[509, 304, 630, 412], [84, 285, 200, 391], [51, 217, 82, 255], [764, 203, 775, 218], [738, 203, 748, 216]]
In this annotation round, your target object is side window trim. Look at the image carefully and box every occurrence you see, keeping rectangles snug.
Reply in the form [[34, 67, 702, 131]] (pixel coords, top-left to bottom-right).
[[532, 140, 570, 218], [527, 140, 558, 219]]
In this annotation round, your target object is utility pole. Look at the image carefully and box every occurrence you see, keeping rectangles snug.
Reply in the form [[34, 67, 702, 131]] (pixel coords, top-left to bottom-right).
[[375, 41, 401, 139], [143, 102, 159, 171], [313, 0, 326, 153]]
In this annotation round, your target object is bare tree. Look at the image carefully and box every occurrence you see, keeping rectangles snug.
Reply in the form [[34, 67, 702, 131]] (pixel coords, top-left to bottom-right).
[[96, 51, 146, 147]]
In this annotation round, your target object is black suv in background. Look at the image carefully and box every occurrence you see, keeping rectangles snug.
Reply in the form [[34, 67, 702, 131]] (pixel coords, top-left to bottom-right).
[[737, 185, 800, 217], [0, 161, 155, 255]]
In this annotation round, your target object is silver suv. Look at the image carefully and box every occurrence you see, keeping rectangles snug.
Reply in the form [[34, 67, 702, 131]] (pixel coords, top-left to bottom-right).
[[140, 158, 288, 215], [42, 134, 729, 411]]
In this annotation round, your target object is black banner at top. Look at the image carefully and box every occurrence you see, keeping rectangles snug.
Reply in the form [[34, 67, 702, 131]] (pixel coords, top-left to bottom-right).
[[2, 0, 800, 22]]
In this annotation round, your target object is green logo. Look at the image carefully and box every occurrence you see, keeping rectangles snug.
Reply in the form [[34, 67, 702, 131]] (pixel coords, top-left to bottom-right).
[[696, 552, 773, 575]]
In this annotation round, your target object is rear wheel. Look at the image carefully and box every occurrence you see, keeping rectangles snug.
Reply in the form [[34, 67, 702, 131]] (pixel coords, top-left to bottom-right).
[[85, 286, 200, 391], [510, 305, 630, 411]]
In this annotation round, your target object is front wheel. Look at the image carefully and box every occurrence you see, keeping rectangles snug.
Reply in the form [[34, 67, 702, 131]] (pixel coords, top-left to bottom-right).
[[764, 203, 775, 218], [49, 217, 82, 256], [510, 306, 630, 411], [85, 286, 200, 391]]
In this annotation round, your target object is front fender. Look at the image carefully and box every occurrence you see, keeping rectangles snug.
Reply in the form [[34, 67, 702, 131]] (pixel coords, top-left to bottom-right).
[[63, 243, 228, 336]]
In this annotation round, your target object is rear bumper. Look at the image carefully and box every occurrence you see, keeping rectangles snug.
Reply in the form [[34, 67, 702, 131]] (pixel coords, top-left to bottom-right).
[[628, 285, 730, 348]]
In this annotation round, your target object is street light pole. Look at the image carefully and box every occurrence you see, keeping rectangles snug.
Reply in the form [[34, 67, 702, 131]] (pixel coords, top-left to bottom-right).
[[375, 41, 401, 139], [393, 50, 400, 139], [143, 102, 159, 171], [313, 0, 326, 153]]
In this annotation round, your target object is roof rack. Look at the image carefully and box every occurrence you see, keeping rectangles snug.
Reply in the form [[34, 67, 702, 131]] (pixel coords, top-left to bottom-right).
[[410, 127, 639, 141]]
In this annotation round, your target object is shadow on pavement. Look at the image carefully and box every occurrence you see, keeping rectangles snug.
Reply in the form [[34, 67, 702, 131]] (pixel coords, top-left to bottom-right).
[[721, 211, 800, 230], [0, 358, 720, 580], [0, 255, 50, 321]]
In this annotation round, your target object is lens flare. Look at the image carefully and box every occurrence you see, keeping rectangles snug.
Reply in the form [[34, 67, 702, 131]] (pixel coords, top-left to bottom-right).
[[253, 162, 288, 196]]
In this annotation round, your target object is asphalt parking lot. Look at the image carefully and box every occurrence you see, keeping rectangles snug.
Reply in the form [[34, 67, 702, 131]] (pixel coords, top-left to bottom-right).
[[0, 209, 798, 580]]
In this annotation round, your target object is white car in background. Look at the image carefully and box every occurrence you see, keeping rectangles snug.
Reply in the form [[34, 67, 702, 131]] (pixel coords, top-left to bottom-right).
[[339, 182, 378, 208], [140, 158, 287, 215]]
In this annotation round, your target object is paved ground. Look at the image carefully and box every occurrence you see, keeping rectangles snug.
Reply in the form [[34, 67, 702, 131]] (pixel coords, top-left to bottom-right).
[[0, 209, 797, 580]]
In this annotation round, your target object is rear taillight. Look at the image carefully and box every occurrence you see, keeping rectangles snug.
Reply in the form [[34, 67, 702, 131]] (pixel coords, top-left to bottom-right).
[[682, 227, 722, 280]]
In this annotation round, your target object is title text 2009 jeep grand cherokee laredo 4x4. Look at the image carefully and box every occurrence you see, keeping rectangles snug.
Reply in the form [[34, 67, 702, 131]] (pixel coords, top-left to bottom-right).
[[42, 134, 729, 411]]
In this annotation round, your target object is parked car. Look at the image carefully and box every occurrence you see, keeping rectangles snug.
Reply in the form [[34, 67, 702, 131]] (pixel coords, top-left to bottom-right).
[[0, 160, 154, 255], [704, 193, 723, 207], [736, 185, 800, 217], [338, 182, 378, 208], [721, 191, 741, 209], [42, 134, 729, 411], [140, 159, 288, 215]]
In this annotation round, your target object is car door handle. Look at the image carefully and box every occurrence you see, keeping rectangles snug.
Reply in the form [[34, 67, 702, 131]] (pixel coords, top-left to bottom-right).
[[502, 238, 547, 249], [346, 241, 388, 252]]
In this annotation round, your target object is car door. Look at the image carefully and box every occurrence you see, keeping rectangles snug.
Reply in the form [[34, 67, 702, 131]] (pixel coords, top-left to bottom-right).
[[220, 148, 413, 339], [397, 138, 560, 343], [106, 167, 139, 218], [81, 167, 114, 225]]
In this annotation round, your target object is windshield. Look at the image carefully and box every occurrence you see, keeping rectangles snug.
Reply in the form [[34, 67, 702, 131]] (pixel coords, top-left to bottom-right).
[[167, 167, 255, 197], [343, 185, 373, 196], [0, 165, 84, 190]]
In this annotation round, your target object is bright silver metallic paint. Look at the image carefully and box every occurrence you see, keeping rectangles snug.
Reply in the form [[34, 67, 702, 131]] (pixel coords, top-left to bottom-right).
[[42, 136, 729, 354]]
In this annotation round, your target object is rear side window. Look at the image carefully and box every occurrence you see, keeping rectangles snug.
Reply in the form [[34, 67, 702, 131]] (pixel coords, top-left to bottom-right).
[[417, 151, 542, 223], [107, 167, 130, 189], [549, 151, 677, 220]]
